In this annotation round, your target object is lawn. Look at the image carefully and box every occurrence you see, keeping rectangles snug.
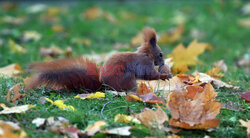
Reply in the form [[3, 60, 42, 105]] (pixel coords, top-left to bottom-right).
[[0, 0, 249, 137]]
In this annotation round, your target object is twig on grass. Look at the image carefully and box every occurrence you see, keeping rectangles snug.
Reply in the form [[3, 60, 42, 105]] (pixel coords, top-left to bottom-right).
[[101, 101, 113, 119]]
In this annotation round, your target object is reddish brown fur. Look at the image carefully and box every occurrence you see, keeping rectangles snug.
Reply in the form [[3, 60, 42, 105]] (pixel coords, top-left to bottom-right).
[[26, 57, 101, 92], [100, 27, 169, 91], [25, 27, 172, 92]]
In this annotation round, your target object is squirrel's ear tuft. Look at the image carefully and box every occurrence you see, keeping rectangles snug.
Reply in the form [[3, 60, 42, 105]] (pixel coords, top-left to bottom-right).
[[143, 27, 157, 46]]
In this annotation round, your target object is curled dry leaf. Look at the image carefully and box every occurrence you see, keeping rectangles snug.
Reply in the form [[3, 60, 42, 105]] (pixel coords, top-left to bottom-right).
[[239, 119, 250, 137], [7, 83, 27, 104], [126, 82, 164, 104], [0, 104, 35, 114], [114, 114, 141, 124], [167, 83, 222, 129], [135, 107, 168, 129], [0, 63, 23, 76], [168, 40, 212, 74], [84, 121, 107, 136], [40, 45, 64, 57], [0, 120, 27, 138]]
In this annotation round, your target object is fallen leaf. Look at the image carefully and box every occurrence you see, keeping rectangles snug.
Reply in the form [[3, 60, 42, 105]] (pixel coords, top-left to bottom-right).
[[45, 98, 75, 111], [52, 24, 65, 33], [101, 126, 131, 136], [22, 30, 41, 42], [126, 83, 164, 104], [0, 104, 35, 114], [32, 117, 46, 127], [83, 6, 103, 20], [206, 67, 224, 80], [240, 91, 250, 103], [0, 63, 23, 76], [167, 83, 222, 129], [213, 60, 227, 73], [239, 119, 250, 137], [222, 101, 240, 111], [114, 114, 141, 124], [71, 38, 91, 47], [75, 92, 105, 100], [131, 32, 143, 47], [0, 16, 26, 25], [238, 18, 250, 28], [135, 107, 168, 129], [198, 72, 239, 89], [103, 12, 117, 24], [9, 39, 26, 53], [0, 120, 27, 138], [84, 121, 107, 136], [26, 4, 47, 13], [7, 83, 27, 104], [236, 53, 249, 74], [242, 3, 250, 15], [168, 40, 212, 74], [158, 25, 185, 45], [40, 45, 64, 57]]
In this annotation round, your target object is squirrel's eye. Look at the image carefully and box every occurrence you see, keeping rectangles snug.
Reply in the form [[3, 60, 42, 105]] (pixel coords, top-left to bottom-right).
[[159, 53, 163, 57]]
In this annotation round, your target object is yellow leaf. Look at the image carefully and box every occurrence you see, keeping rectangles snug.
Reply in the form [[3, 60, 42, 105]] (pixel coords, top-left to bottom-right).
[[0, 63, 23, 76], [86, 92, 105, 99], [83, 7, 103, 20], [52, 24, 65, 33], [71, 38, 91, 47], [23, 31, 41, 41], [114, 114, 141, 124], [158, 25, 185, 44], [206, 67, 224, 80], [0, 120, 27, 138], [45, 98, 75, 111], [239, 119, 250, 137], [168, 40, 212, 74], [9, 39, 26, 53], [84, 121, 106, 136], [131, 32, 143, 47], [0, 104, 35, 114]]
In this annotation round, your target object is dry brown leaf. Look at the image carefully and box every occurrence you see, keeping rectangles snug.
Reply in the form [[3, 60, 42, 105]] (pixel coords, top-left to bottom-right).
[[7, 83, 27, 104], [0, 63, 23, 76], [239, 119, 250, 137], [71, 38, 91, 47], [0, 120, 27, 138], [168, 40, 212, 74], [84, 121, 106, 136], [240, 91, 250, 103], [126, 83, 164, 104], [137, 76, 184, 92], [40, 45, 69, 58], [135, 107, 168, 129], [167, 83, 222, 129], [0, 104, 35, 114]]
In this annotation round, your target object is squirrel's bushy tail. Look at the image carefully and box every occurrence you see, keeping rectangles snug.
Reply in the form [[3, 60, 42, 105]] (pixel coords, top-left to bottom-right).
[[25, 57, 102, 92]]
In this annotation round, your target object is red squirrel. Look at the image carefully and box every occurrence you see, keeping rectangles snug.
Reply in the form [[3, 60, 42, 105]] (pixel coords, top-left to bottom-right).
[[25, 27, 173, 92]]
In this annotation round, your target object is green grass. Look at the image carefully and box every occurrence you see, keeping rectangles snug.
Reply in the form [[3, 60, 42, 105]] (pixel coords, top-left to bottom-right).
[[0, 0, 249, 137]]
